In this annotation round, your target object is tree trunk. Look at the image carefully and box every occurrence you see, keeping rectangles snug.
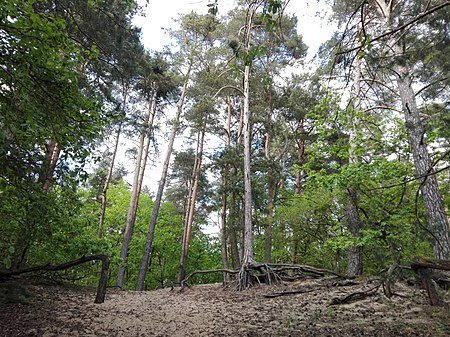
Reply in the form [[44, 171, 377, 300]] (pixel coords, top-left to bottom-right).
[[228, 99, 244, 269], [374, 0, 450, 259], [116, 84, 158, 289], [178, 123, 206, 283], [264, 98, 274, 264], [135, 66, 191, 291], [346, 188, 364, 276], [98, 123, 122, 239], [265, 181, 274, 263], [237, 3, 258, 290], [40, 139, 61, 192], [99, 87, 128, 238], [242, 62, 254, 268], [396, 65, 450, 259], [228, 185, 241, 269], [220, 96, 232, 282], [346, 54, 363, 276], [294, 124, 306, 194]]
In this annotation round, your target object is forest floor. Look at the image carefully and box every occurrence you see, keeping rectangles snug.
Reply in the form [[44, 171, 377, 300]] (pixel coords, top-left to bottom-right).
[[0, 276, 449, 337]]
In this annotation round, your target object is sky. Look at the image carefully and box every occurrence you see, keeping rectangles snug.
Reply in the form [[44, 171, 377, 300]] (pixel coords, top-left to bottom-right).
[[133, 0, 336, 58]]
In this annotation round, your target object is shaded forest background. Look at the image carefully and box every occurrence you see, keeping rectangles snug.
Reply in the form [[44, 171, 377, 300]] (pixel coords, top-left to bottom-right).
[[1, 0, 449, 291]]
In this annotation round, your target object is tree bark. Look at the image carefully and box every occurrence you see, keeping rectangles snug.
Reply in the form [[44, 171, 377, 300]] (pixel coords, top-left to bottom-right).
[[264, 96, 274, 264], [294, 129, 306, 195], [346, 54, 363, 276], [178, 123, 206, 283], [116, 84, 157, 289], [98, 123, 122, 239], [99, 86, 128, 238], [220, 96, 232, 282], [374, 0, 450, 259], [346, 188, 363, 276], [228, 186, 241, 269], [396, 64, 450, 259], [242, 62, 254, 267], [40, 139, 61, 192], [135, 65, 191, 291]]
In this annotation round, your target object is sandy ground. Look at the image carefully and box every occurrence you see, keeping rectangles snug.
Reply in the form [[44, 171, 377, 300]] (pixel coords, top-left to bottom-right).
[[0, 277, 449, 336]]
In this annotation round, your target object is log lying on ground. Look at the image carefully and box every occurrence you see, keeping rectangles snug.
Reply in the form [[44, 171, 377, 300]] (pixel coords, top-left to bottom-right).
[[411, 258, 450, 307], [0, 254, 110, 304]]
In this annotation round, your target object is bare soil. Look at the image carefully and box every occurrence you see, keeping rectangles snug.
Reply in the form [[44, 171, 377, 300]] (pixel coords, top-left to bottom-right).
[[0, 277, 449, 336]]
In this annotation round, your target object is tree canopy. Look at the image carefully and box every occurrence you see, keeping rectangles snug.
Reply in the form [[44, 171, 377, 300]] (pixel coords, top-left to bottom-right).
[[1, 0, 449, 291]]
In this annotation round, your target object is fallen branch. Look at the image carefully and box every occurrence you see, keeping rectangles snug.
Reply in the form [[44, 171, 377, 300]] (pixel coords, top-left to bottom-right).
[[411, 258, 450, 306], [0, 254, 110, 304], [267, 263, 345, 279], [180, 268, 238, 289], [330, 284, 381, 305], [411, 258, 450, 271]]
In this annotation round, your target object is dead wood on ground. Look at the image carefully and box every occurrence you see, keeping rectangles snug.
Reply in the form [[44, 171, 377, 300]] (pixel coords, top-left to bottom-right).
[[180, 268, 238, 289], [411, 258, 450, 307], [0, 254, 110, 304], [329, 284, 381, 305]]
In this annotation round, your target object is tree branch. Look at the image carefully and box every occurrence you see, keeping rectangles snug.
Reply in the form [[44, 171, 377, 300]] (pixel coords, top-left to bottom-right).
[[337, 2, 450, 56]]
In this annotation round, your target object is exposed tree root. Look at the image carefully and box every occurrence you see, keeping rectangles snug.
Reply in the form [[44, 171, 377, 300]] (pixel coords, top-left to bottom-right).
[[180, 262, 344, 292], [329, 284, 381, 305], [0, 254, 110, 304], [236, 262, 283, 291]]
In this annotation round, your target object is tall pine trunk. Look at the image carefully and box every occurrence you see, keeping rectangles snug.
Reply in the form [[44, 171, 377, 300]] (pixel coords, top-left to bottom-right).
[[116, 84, 157, 288], [241, 62, 254, 268], [375, 0, 450, 259], [396, 66, 450, 259], [346, 54, 363, 276], [98, 123, 122, 239], [220, 96, 233, 282], [264, 98, 274, 263], [99, 87, 128, 238], [178, 122, 206, 283], [135, 66, 191, 290]]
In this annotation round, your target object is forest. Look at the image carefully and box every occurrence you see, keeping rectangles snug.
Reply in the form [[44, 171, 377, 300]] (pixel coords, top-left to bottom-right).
[[1, 0, 449, 300]]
